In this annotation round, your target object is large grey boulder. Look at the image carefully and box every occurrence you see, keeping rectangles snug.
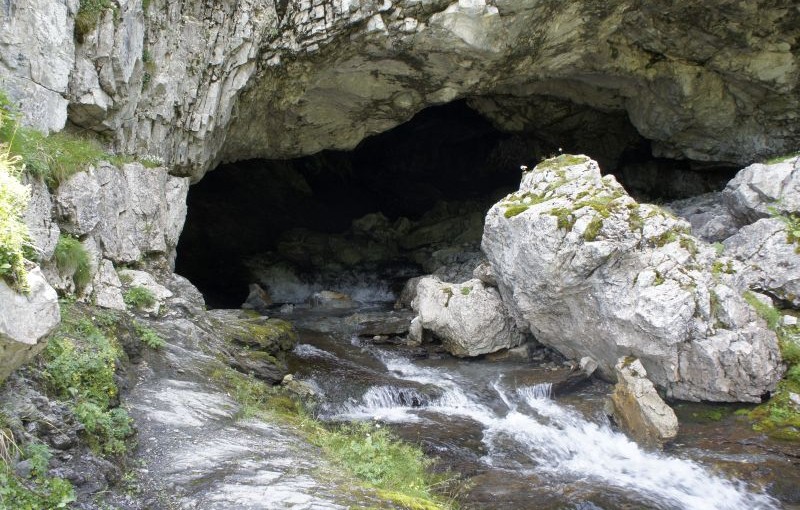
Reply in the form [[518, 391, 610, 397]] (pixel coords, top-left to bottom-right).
[[482, 155, 782, 402], [724, 218, 800, 309], [55, 162, 190, 266], [0, 267, 61, 382], [609, 358, 679, 447], [411, 276, 525, 357], [722, 156, 800, 226]]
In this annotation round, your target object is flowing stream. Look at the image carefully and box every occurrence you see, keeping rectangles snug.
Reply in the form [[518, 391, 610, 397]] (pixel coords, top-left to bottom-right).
[[287, 307, 784, 510]]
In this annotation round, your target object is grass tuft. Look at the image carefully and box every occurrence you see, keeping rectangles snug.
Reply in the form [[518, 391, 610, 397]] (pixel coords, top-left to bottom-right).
[[123, 286, 156, 310], [0, 91, 107, 189], [75, 0, 116, 41], [743, 291, 782, 330], [54, 235, 92, 291]]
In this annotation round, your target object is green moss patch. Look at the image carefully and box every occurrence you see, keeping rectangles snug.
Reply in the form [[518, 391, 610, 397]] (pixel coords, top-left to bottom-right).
[[583, 217, 604, 242], [503, 204, 530, 218], [227, 319, 298, 352], [742, 319, 800, 441], [549, 207, 575, 232]]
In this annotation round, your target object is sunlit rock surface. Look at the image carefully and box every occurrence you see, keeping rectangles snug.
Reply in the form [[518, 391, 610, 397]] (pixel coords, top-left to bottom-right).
[[482, 155, 783, 402], [2, 0, 797, 179]]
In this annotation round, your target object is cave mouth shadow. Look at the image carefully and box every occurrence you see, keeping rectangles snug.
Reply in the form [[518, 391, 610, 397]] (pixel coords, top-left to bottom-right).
[[175, 99, 736, 308]]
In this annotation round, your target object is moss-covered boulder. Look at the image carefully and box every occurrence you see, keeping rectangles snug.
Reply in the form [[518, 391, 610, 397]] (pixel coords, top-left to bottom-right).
[[225, 318, 298, 355]]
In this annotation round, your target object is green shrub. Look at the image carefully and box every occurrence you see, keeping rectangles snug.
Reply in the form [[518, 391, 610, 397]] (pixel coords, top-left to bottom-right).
[[0, 463, 75, 509], [73, 402, 132, 455], [0, 142, 31, 290], [133, 321, 165, 349], [54, 235, 92, 291], [23, 443, 52, 478], [0, 442, 75, 509], [42, 305, 133, 455], [123, 286, 156, 310], [43, 320, 119, 409]]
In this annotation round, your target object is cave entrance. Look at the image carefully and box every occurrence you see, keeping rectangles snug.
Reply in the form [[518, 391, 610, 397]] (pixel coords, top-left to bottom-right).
[[175, 99, 736, 308]]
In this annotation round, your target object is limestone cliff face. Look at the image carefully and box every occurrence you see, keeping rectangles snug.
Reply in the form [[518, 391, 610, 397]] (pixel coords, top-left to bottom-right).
[[1, 0, 798, 180]]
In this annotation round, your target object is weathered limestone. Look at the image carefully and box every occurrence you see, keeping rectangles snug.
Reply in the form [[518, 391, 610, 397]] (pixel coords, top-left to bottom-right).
[[118, 269, 173, 314], [55, 162, 190, 266], [0, 267, 60, 382], [482, 156, 782, 402], [4, 0, 798, 180], [309, 290, 354, 309], [241, 283, 273, 313], [22, 177, 60, 261], [411, 276, 525, 357], [668, 157, 800, 308], [666, 193, 739, 243], [609, 358, 679, 447], [723, 156, 800, 227], [724, 219, 800, 309], [0, 0, 75, 132], [91, 259, 126, 311], [347, 310, 416, 337]]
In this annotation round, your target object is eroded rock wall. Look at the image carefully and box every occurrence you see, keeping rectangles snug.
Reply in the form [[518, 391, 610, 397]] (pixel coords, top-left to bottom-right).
[[2, 0, 798, 180]]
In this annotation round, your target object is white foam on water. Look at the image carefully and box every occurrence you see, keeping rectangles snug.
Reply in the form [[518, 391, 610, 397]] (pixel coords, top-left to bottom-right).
[[334, 352, 780, 510], [293, 344, 339, 360]]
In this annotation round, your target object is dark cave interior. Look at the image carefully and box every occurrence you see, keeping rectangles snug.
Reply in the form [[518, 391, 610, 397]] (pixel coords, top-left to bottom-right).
[[175, 99, 737, 308]]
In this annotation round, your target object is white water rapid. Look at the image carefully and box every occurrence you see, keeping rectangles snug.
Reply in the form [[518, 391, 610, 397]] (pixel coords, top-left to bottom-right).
[[329, 352, 779, 510]]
